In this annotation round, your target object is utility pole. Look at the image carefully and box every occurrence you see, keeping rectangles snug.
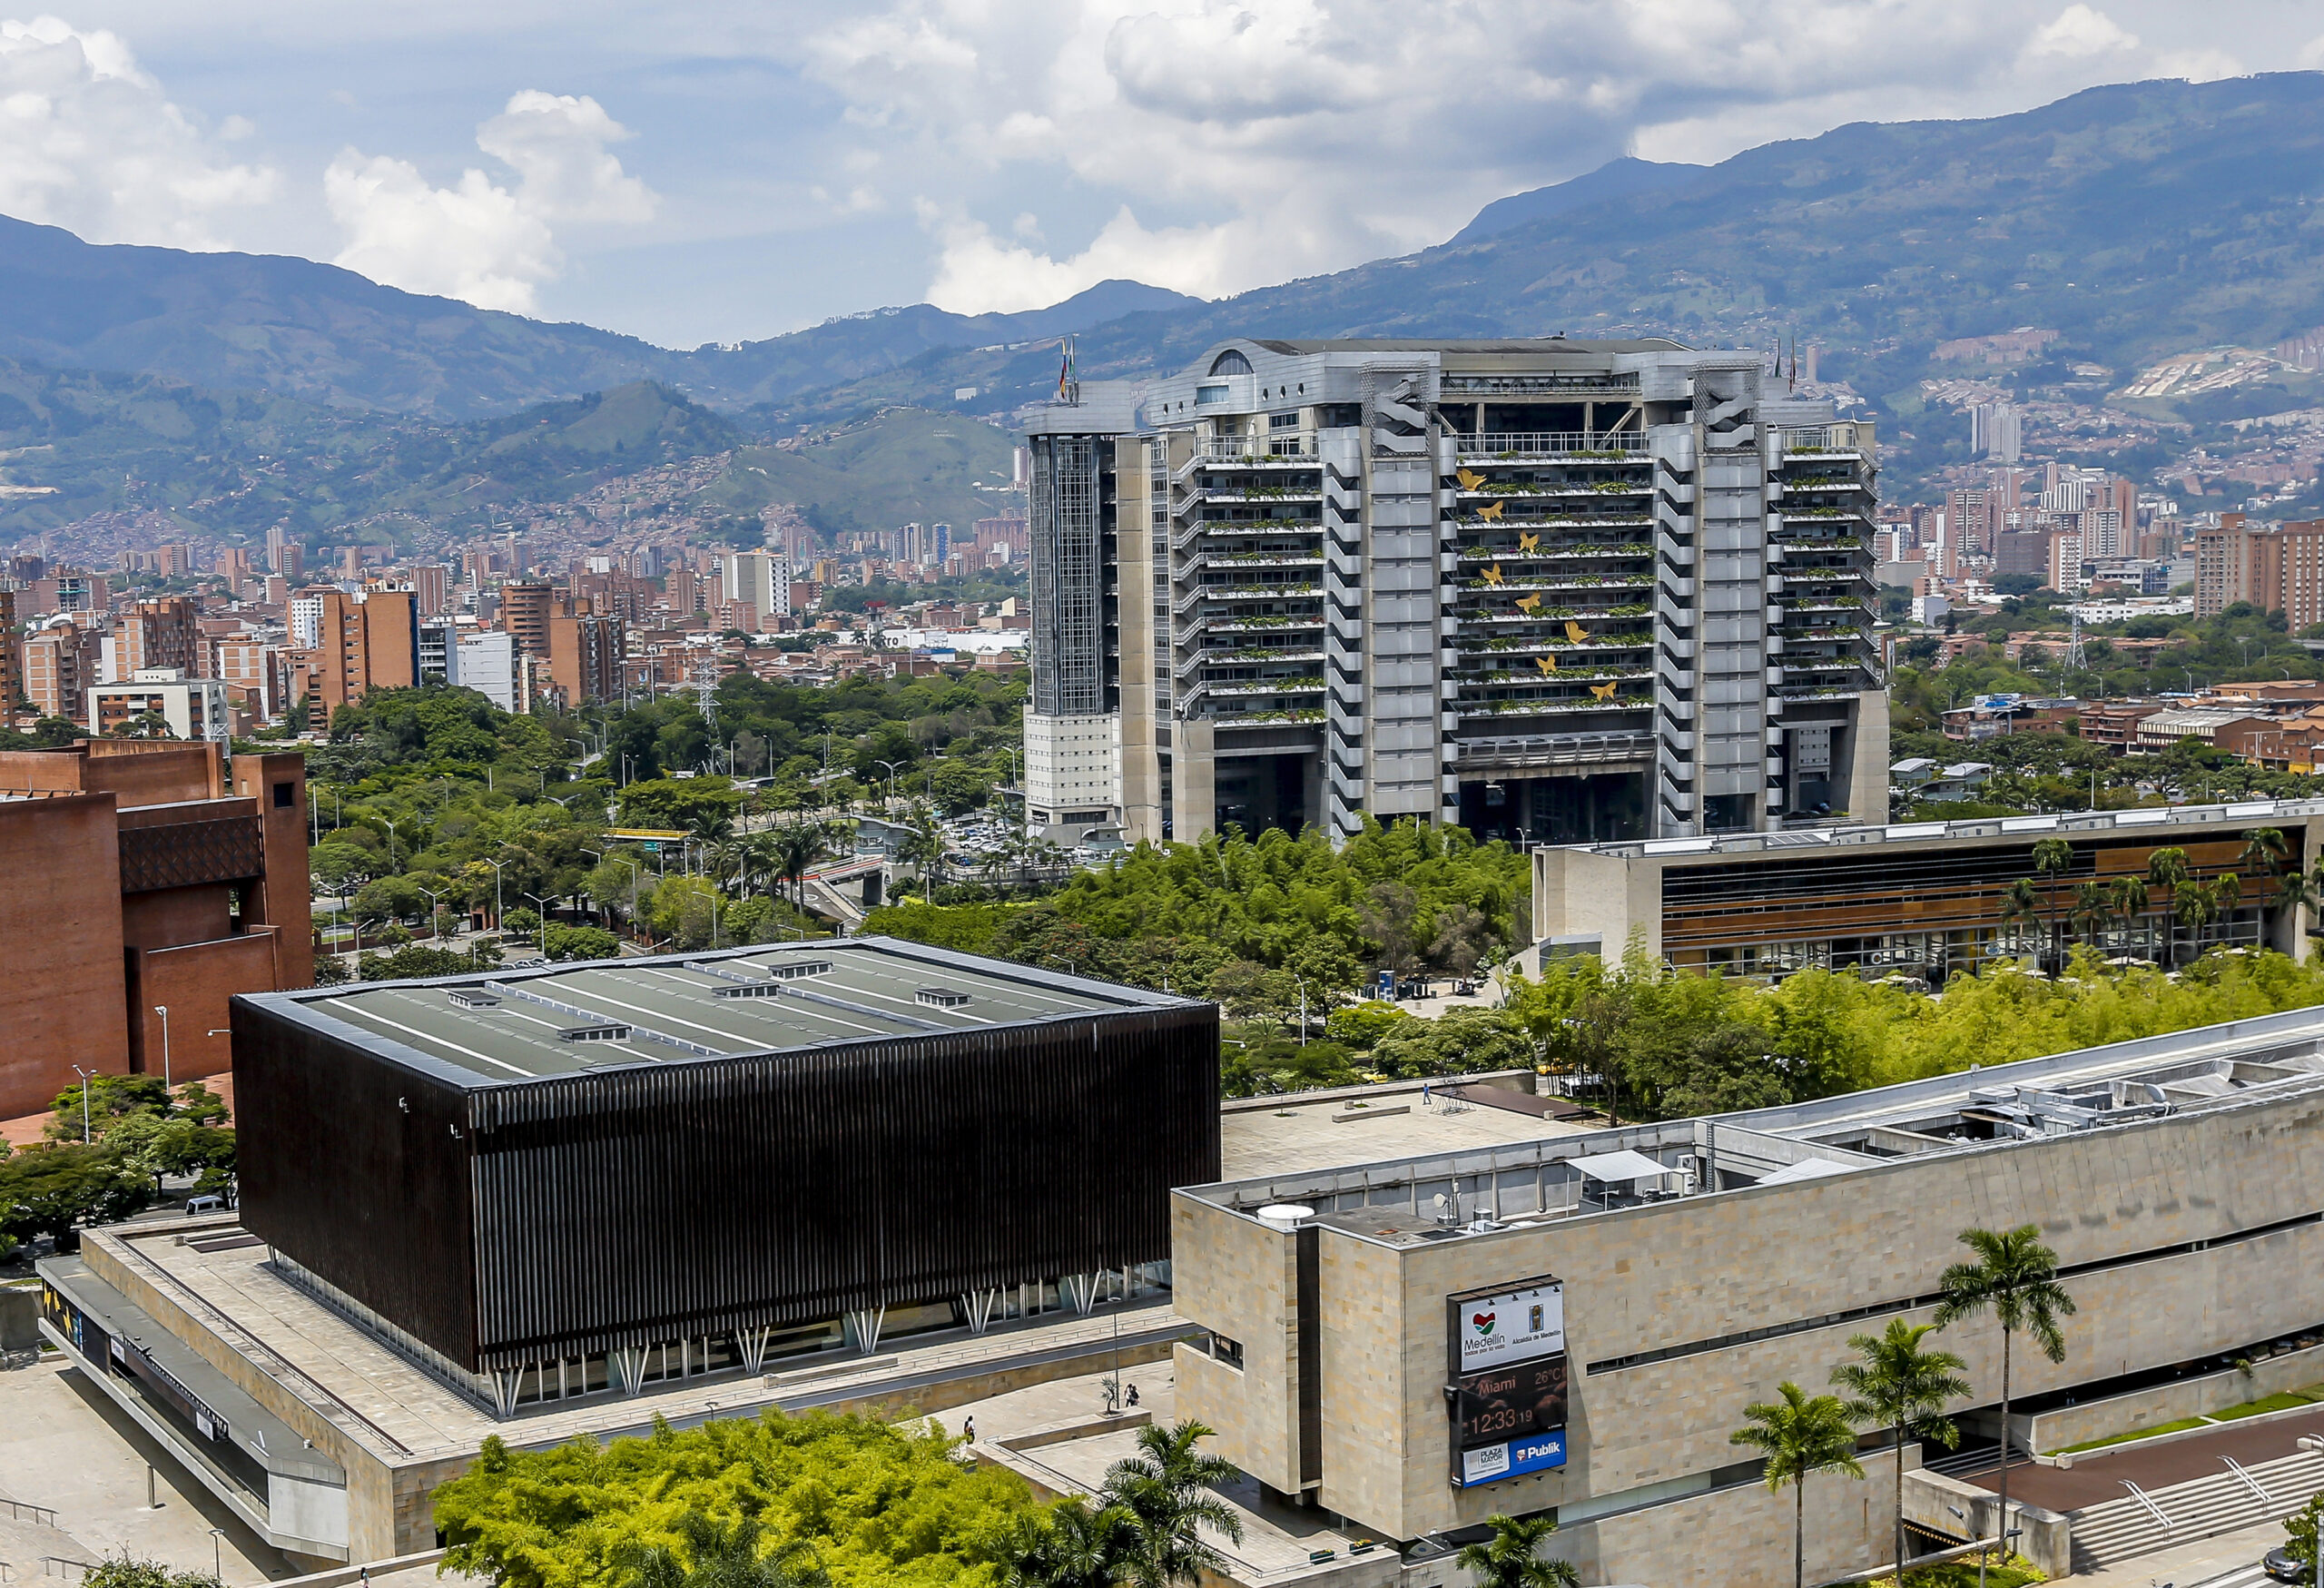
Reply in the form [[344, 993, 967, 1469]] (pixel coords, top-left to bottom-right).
[[152, 1006, 172, 1091]]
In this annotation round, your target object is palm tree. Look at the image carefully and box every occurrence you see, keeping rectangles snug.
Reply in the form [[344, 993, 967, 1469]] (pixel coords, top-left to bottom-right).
[[1730, 1383, 1866, 1588], [1935, 1227, 2076, 1576], [2240, 826, 2290, 881], [1452, 1513, 1579, 1588], [2173, 878, 2219, 962], [2274, 866, 2319, 952], [773, 825, 824, 922], [1833, 1319, 1971, 1586], [2147, 846, 2191, 962], [1998, 879, 2043, 963], [2108, 875, 2150, 962], [1101, 1421, 1245, 1588], [2070, 880, 2112, 956], [1000, 1497, 1139, 1588], [2030, 837, 2073, 972], [2212, 873, 2244, 952], [614, 1511, 829, 1588]]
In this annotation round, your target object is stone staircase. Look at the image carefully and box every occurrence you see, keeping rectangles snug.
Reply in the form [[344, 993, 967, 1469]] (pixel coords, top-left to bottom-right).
[[2068, 1446, 2324, 1572]]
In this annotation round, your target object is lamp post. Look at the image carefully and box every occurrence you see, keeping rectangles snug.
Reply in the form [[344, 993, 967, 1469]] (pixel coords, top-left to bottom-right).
[[152, 1005, 172, 1091], [208, 1528, 225, 1581], [482, 857, 509, 930], [417, 884, 447, 942], [523, 893, 554, 952], [71, 1066, 93, 1142], [876, 759, 903, 814], [2300, 1436, 2324, 1588]]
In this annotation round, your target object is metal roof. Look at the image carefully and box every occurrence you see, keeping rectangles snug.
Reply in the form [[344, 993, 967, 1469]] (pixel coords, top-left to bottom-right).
[[244, 938, 1193, 1089]]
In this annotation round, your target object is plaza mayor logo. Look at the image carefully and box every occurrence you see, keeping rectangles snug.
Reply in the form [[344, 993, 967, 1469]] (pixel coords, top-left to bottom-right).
[[1472, 1309, 1497, 1336]]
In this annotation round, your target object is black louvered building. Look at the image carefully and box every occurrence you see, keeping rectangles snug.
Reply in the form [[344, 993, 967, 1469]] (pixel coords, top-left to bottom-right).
[[231, 940, 1218, 1415]]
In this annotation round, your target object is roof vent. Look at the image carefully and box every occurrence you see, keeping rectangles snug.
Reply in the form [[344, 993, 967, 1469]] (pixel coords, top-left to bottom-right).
[[448, 989, 501, 1009], [916, 987, 971, 1009], [713, 982, 786, 999], [558, 1022, 633, 1042], [767, 960, 833, 981]]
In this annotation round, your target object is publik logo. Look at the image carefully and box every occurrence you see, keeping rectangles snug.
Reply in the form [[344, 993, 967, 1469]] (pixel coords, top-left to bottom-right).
[[1472, 1310, 1497, 1336]]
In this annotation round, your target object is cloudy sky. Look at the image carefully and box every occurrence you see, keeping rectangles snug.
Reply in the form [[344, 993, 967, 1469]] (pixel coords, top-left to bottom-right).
[[3, 1, 2319, 349]]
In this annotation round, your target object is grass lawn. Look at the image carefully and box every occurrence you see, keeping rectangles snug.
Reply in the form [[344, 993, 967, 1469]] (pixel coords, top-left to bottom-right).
[[1853, 1555, 2045, 1588], [2046, 1383, 2324, 1455]]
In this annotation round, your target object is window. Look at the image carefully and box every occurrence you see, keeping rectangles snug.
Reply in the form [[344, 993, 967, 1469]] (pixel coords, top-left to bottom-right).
[[272, 781, 295, 809], [1208, 350, 1253, 376]]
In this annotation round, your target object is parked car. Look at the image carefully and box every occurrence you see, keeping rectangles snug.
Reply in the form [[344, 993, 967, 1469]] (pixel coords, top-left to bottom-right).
[[2264, 1547, 2308, 1583]]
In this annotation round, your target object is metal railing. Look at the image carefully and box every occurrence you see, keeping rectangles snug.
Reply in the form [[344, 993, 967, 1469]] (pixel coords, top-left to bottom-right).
[[1457, 432, 1650, 457], [1198, 435, 1320, 460], [1456, 732, 1657, 765]]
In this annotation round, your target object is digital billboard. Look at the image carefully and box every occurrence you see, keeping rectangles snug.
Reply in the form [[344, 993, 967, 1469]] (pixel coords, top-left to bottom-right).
[[1452, 1356, 1569, 1448], [1449, 1277, 1564, 1373], [1445, 1274, 1568, 1488]]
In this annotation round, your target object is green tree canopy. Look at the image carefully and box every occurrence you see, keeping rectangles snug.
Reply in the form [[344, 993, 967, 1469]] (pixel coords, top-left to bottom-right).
[[434, 1411, 1040, 1588]]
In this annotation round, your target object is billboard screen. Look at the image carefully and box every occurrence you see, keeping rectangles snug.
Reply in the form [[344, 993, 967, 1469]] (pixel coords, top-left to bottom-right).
[[1450, 1277, 1564, 1373], [1457, 1430, 1567, 1486], [1452, 1356, 1568, 1450]]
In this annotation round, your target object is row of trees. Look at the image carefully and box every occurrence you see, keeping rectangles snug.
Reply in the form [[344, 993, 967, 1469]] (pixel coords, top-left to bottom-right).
[[1735, 1226, 2073, 1588], [1999, 830, 2306, 971]]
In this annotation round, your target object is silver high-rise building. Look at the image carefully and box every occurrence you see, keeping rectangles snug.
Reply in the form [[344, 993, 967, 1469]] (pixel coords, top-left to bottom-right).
[[1023, 339, 1885, 844]]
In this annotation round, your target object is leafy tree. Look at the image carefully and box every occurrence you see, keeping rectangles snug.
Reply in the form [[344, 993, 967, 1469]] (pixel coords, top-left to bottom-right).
[[436, 1411, 1039, 1588], [0, 1143, 157, 1250], [1729, 1383, 1865, 1588], [1368, 1006, 1531, 1080], [2282, 1492, 2324, 1579], [359, 942, 504, 981], [544, 923, 622, 962], [80, 1555, 225, 1588], [46, 1073, 171, 1141], [1100, 1422, 1244, 1588], [1452, 1513, 1578, 1588], [614, 1511, 829, 1588], [1833, 1320, 1970, 1585], [1935, 1226, 2076, 1576], [502, 907, 543, 939]]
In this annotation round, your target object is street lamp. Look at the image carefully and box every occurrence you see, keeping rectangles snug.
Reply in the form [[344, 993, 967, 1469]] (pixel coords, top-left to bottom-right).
[[482, 857, 510, 929], [876, 759, 904, 812], [208, 1528, 225, 1581], [417, 884, 447, 942], [71, 1065, 94, 1142], [152, 1005, 172, 1091], [522, 893, 554, 952]]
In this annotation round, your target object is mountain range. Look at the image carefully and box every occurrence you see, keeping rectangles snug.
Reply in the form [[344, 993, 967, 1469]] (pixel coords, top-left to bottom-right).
[[7, 72, 2324, 541]]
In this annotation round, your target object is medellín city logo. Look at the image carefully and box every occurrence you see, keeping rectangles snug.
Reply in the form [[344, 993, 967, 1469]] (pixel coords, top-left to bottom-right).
[[1472, 1309, 1497, 1336]]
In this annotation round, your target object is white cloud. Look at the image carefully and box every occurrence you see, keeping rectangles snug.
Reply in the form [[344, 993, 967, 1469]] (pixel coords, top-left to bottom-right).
[[0, 15, 275, 249], [789, 0, 2309, 315], [325, 89, 656, 313], [2025, 5, 2139, 59], [2302, 34, 2324, 69], [2153, 47, 2244, 81]]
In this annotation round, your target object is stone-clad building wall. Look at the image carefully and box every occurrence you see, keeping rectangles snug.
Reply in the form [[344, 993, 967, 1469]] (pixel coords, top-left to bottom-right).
[[1175, 1078, 2324, 1585]]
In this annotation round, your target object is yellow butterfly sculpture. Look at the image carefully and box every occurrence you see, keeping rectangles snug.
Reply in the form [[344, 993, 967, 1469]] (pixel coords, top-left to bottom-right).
[[1565, 620, 1588, 645], [1456, 468, 1486, 491], [1589, 681, 1619, 701], [1514, 593, 1541, 613], [1477, 500, 1505, 522], [1535, 655, 1557, 674], [1518, 531, 1540, 553], [1482, 563, 1504, 586]]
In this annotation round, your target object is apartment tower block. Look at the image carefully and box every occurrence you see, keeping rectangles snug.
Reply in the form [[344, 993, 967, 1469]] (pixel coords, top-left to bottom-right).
[[1025, 339, 1886, 844]]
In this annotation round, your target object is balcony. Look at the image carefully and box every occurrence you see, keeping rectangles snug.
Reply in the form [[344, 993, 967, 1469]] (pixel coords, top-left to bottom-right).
[[1200, 434, 1321, 460], [1454, 431, 1652, 459]]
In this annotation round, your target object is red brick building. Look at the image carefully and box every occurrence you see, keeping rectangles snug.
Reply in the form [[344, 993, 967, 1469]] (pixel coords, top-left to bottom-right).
[[0, 741, 312, 1119]]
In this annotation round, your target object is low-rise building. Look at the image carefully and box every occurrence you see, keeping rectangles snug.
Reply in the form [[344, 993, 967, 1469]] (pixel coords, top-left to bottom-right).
[[1531, 797, 2317, 980], [89, 667, 231, 741], [1169, 1006, 2324, 1584]]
